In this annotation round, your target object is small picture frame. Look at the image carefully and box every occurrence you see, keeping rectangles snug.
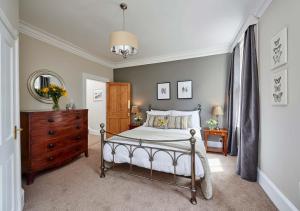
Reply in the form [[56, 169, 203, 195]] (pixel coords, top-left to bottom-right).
[[177, 80, 192, 99], [157, 82, 170, 100], [93, 89, 103, 101], [271, 28, 288, 69], [272, 69, 287, 106]]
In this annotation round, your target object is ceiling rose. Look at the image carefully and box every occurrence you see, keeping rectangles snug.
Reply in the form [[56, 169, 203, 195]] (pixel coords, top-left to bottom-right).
[[109, 3, 138, 59]]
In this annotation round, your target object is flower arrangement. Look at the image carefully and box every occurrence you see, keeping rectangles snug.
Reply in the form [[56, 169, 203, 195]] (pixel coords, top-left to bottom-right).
[[134, 113, 143, 125], [38, 84, 67, 110], [206, 119, 218, 130]]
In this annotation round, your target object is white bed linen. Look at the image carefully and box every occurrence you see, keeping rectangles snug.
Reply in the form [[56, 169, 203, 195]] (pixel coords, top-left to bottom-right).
[[103, 126, 204, 177]]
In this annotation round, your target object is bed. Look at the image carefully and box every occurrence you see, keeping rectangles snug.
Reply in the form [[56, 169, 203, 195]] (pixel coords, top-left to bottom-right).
[[99, 105, 212, 204]]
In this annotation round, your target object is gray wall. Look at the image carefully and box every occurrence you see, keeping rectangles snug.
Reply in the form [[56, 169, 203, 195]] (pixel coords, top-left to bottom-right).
[[258, 0, 300, 209], [114, 54, 230, 126]]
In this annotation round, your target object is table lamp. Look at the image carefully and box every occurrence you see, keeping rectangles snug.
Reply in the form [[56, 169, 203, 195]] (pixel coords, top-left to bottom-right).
[[131, 105, 142, 125], [212, 105, 224, 130]]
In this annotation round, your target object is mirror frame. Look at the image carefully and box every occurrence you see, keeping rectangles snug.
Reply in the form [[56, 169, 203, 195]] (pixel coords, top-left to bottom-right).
[[27, 70, 65, 104]]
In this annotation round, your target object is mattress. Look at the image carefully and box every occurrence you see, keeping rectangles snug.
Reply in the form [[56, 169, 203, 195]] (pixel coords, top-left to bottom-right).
[[103, 126, 205, 177]]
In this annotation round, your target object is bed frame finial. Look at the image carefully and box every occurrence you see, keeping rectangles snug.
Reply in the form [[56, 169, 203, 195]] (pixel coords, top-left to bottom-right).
[[148, 104, 152, 111], [99, 123, 105, 178]]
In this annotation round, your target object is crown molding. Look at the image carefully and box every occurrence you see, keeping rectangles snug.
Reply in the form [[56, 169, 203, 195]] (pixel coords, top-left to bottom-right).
[[114, 44, 231, 69], [19, 20, 114, 69], [0, 8, 18, 40], [255, 0, 273, 18]]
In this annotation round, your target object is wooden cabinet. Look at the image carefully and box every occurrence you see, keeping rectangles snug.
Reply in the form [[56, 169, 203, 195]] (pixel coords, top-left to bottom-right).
[[20, 109, 88, 184], [203, 128, 228, 156], [106, 82, 131, 137]]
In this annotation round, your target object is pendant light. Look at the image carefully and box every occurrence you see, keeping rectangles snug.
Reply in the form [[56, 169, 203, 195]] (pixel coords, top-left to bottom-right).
[[110, 3, 138, 59]]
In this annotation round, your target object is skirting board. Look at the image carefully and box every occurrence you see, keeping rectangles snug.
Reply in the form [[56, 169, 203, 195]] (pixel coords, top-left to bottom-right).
[[88, 128, 100, 136], [257, 169, 299, 211]]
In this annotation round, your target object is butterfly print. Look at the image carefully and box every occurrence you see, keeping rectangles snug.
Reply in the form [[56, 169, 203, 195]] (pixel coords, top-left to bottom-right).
[[273, 92, 283, 102], [274, 76, 281, 84], [182, 87, 188, 93], [273, 38, 283, 64], [274, 84, 281, 92]]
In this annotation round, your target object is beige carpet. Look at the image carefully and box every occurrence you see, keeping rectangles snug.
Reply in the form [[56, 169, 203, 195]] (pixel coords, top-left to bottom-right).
[[23, 135, 276, 211]]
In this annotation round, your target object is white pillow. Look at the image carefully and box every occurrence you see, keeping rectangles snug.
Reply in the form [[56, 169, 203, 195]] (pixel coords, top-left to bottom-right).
[[148, 110, 171, 115], [170, 110, 201, 129]]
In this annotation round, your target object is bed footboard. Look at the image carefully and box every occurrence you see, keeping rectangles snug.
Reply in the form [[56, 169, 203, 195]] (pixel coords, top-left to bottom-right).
[[99, 123, 198, 205]]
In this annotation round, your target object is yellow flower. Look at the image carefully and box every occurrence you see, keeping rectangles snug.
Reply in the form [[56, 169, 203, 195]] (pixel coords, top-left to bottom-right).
[[42, 87, 49, 93], [62, 90, 68, 96]]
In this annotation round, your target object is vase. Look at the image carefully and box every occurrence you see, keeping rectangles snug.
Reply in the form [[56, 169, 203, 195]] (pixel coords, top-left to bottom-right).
[[52, 97, 60, 110]]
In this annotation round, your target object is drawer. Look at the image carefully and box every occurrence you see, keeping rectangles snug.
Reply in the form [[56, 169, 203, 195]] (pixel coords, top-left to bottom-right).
[[31, 133, 86, 159], [31, 143, 85, 171], [30, 125, 84, 143]]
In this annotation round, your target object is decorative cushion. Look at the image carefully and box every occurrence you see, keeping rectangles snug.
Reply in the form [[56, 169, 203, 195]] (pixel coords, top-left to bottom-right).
[[170, 110, 200, 129], [168, 115, 192, 129], [144, 114, 168, 128], [153, 116, 169, 129]]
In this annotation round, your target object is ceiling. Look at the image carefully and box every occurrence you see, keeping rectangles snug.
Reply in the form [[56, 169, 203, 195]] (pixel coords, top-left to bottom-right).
[[19, 0, 267, 68]]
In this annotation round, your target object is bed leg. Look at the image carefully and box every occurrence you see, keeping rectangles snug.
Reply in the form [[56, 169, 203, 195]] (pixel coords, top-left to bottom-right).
[[190, 129, 197, 205], [100, 123, 106, 178]]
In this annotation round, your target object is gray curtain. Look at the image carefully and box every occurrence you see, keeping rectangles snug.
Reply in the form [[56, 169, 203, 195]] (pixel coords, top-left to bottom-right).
[[237, 25, 260, 182], [226, 45, 241, 156]]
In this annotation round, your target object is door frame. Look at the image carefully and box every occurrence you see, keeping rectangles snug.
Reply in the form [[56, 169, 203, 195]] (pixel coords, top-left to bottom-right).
[[82, 73, 110, 135], [0, 7, 23, 211]]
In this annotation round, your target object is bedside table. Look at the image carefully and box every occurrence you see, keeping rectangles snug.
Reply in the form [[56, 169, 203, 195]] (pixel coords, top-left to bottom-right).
[[203, 128, 228, 156], [129, 124, 141, 130]]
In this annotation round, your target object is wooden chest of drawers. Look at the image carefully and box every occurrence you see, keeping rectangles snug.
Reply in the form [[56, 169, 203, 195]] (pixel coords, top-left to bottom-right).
[[20, 109, 88, 184]]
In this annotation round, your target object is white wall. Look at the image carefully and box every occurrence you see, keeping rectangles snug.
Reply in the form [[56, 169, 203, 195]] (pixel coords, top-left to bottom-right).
[[86, 79, 106, 135], [0, 0, 19, 30], [20, 34, 113, 110], [258, 0, 300, 209]]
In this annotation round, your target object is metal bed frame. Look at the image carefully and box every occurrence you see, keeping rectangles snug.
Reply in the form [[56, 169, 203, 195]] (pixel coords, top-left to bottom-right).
[[99, 104, 202, 204]]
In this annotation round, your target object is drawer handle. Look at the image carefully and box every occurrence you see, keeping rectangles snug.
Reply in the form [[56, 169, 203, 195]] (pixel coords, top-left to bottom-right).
[[47, 143, 55, 149], [48, 119, 54, 123], [76, 116, 80, 119], [75, 136, 81, 140], [48, 130, 55, 135], [76, 125, 81, 129], [48, 156, 55, 161]]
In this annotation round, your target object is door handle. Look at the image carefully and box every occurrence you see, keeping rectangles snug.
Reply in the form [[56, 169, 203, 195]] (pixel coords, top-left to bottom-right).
[[14, 126, 23, 140]]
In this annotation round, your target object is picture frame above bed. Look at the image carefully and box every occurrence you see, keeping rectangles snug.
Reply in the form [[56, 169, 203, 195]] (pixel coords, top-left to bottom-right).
[[157, 82, 171, 100], [177, 80, 193, 99]]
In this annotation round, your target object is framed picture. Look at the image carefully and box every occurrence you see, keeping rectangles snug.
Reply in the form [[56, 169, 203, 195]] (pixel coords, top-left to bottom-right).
[[271, 28, 288, 69], [272, 69, 287, 106], [157, 82, 170, 100], [177, 80, 192, 99], [93, 89, 103, 101]]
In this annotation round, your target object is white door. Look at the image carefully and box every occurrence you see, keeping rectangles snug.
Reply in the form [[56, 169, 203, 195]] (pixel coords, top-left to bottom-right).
[[0, 18, 22, 211]]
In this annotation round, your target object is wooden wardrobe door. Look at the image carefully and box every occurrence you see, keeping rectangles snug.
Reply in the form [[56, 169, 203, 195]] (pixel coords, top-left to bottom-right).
[[106, 82, 131, 137]]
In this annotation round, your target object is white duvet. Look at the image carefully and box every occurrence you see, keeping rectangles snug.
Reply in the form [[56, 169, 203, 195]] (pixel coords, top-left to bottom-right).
[[103, 126, 205, 177]]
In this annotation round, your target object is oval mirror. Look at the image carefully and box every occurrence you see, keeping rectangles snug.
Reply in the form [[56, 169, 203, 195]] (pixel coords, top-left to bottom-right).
[[27, 70, 65, 104]]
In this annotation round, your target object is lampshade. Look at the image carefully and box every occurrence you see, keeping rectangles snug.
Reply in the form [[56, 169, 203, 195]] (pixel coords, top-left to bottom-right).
[[110, 31, 138, 58], [212, 105, 224, 116], [131, 105, 139, 114]]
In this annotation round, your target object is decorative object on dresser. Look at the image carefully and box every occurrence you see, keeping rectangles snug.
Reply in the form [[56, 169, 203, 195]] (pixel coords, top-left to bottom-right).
[[157, 82, 171, 100], [177, 80, 192, 99], [203, 128, 228, 156], [37, 84, 68, 110], [128, 124, 139, 130], [27, 70, 66, 104], [212, 105, 224, 129], [20, 109, 88, 185]]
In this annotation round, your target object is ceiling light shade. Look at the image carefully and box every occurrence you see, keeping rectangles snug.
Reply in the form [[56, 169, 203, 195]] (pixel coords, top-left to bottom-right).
[[110, 30, 138, 58], [110, 3, 138, 59]]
